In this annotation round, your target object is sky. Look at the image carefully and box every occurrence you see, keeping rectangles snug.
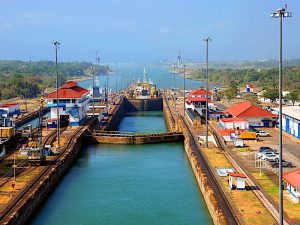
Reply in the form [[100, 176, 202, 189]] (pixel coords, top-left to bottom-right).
[[0, 0, 299, 63]]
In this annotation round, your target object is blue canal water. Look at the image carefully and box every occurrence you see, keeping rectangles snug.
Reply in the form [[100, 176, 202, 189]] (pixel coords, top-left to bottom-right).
[[79, 63, 209, 92], [29, 112, 212, 225]]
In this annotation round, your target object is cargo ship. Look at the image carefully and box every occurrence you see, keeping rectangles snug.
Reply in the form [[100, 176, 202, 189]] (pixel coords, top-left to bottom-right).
[[130, 67, 157, 99]]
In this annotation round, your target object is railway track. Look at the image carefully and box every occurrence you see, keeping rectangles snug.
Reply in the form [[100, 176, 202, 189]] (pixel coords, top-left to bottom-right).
[[210, 124, 290, 225], [0, 118, 93, 223]]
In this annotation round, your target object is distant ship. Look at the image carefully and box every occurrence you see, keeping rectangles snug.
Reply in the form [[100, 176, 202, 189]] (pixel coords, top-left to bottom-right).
[[87, 76, 105, 102], [130, 67, 157, 99]]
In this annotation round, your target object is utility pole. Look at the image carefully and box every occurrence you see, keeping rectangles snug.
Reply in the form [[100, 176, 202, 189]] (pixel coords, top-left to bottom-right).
[[203, 37, 212, 149], [106, 64, 109, 114], [52, 40, 60, 153], [22, 65, 28, 114], [91, 66, 95, 118], [183, 64, 186, 117], [270, 7, 291, 225]]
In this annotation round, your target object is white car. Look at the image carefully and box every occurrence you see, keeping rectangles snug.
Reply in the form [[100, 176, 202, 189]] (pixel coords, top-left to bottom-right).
[[261, 153, 279, 160], [256, 131, 271, 137]]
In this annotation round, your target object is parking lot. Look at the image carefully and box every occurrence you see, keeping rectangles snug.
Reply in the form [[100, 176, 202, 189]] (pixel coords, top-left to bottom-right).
[[256, 127, 300, 169], [229, 127, 300, 180]]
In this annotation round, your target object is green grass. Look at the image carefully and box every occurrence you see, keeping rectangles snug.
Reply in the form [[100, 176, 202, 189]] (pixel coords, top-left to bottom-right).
[[235, 147, 249, 153], [253, 172, 300, 222]]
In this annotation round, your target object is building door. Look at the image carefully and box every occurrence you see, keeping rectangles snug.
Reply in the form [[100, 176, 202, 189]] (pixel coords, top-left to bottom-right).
[[286, 118, 290, 133], [262, 119, 270, 128], [298, 123, 300, 139]]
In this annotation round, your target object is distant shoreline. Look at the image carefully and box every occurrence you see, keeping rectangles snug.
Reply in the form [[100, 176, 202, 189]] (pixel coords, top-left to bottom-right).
[[70, 76, 92, 82]]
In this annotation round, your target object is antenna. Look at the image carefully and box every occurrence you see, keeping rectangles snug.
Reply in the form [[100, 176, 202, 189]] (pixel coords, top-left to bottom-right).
[[177, 50, 181, 69]]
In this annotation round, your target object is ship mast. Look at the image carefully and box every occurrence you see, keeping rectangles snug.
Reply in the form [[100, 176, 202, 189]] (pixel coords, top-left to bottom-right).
[[143, 67, 147, 83]]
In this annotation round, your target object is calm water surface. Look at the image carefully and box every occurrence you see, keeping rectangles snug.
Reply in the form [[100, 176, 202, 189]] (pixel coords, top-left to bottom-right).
[[29, 112, 212, 225]]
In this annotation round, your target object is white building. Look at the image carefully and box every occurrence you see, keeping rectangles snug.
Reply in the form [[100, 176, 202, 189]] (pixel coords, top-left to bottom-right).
[[283, 169, 300, 203], [228, 172, 246, 190], [272, 106, 300, 139], [46, 81, 90, 128], [219, 118, 249, 130], [224, 101, 277, 128], [0, 103, 20, 118]]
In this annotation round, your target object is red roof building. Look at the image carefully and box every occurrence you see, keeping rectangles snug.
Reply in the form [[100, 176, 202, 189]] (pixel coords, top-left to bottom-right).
[[46, 81, 89, 99], [220, 118, 248, 122], [190, 88, 212, 98], [283, 169, 300, 202], [224, 101, 277, 128], [228, 172, 246, 190], [46, 81, 90, 127]]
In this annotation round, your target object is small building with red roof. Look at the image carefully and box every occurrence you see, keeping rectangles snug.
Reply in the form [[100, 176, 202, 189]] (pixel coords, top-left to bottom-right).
[[0, 103, 20, 118], [228, 172, 247, 190], [46, 81, 90, 127], [219, 117, 249, 130], [190, 88, 212, 98], [283, 169, 300, 203], [224, 101, 277, 128]]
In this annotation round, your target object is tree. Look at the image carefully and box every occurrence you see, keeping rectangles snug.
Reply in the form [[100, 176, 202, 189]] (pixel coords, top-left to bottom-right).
[[221, 88, 236, 102], [285, 91, 300, 106], [262, 88, 278, 103], [243, 93, 259, 105]]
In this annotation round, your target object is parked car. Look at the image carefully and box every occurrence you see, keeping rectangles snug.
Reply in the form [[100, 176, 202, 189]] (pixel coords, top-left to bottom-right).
[[257, 149, 276, 158], [256, 131, 271, 137], [259, 146, 273, 152], [271, 160, 293, 168], [262, 153, 279, 160]]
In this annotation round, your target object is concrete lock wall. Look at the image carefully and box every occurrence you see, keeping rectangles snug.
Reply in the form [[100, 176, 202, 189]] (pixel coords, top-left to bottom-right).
[[93, 134, 183, 144], [1, 125, 91, 225], [124, 98, 163, 112], [105, 100, 125, 131]]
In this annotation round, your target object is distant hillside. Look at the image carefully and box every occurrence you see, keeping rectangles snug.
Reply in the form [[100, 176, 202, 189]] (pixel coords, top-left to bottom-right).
[[185, 59, 300, 70], [0, 60, 109, 77], [186, 66, 300, 91], [0, 60, 109, 100]]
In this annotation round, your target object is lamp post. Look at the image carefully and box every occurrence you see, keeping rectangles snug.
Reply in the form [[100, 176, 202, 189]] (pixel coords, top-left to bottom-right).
[[115, 63, 118, 93], [91, 66, 95, 118], [52, 40, 60, 152], [270, 7, 291, 225], [183, 64, 186, 117], [106, 64, 109, 114], [22, 65, 28, 114], [203, 37, 212, 149]]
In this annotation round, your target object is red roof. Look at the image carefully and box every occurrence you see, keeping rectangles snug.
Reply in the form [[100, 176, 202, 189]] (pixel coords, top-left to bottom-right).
[[46, 82, 89, 99], [61, 81, 78, 88], [224, 102, 277, 118], [188, 97, 212, 103], [219, 128, 247, 136], [228, 172, 247, 178], [0, 103, 19, 108], [220, 118, 248, 122], [191, 89, 212, 96], [283, 169, 300, 187]]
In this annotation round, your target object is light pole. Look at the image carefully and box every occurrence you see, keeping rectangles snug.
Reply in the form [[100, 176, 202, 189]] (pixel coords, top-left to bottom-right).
[[270, 7, 291, 225], [115, 63, 118, 93], [52, 40, 60, 152], [203, 37, 212, 149], [22, 65, 28, 114], [106, 64, 109, 114], [183, 64, 186, 117], [91, 66, 95, 118]]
